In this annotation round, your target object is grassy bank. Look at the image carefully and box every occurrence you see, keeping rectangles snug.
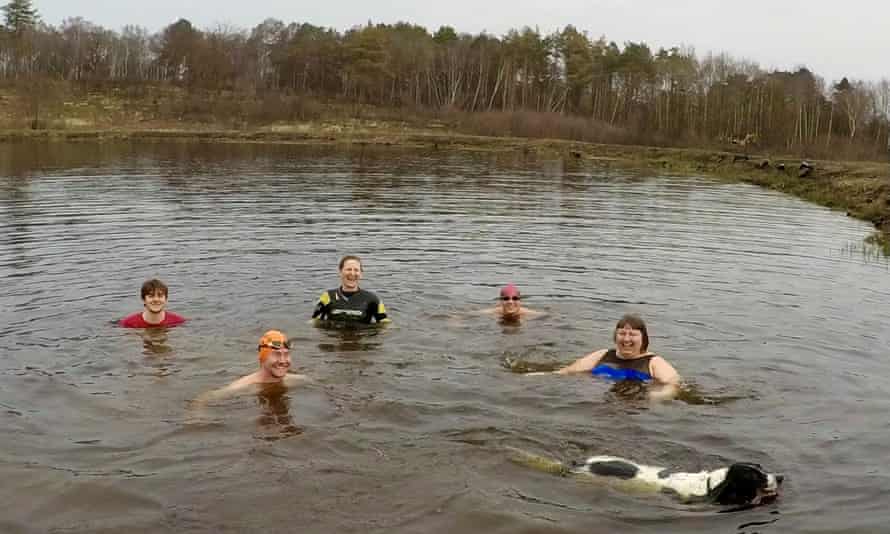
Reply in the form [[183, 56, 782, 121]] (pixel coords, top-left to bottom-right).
[[2, 99, 889, 247]]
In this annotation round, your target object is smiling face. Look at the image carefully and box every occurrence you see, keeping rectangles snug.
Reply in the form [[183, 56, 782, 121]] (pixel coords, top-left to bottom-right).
[[260, 347, 291, 381], [257, 330, 292, 382], [498, 284, 522, 317], [612, 314, 649, 357], [339, 259, 363, 292], [142, 290, 168, 315], [614, 325, 644, 357], [499, 295, 521, 316]]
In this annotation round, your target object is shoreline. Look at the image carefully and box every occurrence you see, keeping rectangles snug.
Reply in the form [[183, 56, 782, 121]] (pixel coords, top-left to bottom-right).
[[3, 124, 889, 246]]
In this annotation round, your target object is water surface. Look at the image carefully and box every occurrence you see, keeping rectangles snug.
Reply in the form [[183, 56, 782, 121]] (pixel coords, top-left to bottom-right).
[[2, 141, 889, 533]]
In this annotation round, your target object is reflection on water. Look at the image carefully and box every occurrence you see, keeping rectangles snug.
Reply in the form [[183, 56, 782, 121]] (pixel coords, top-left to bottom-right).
[[315, 324, 386, 353], [140, 329, 172, 356], [843, 233, 890, 262], [2, 141, 890, 533], [253, 384, 304, 441], [502, 354, 561, 374], [606, 379, 649, 401], [673, 382, 750, 406]]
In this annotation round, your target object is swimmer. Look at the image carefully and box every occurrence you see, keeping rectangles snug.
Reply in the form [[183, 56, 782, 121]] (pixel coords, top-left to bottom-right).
[[479, 284, 545, 323], [311, 255, 390, 324], [119, 278, 186, 328], [530, 314, 680, 401], [199, 330, 308, 402]]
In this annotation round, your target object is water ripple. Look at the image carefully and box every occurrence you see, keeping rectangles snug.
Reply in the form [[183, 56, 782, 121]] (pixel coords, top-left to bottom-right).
[[1, 142, 889, 532]]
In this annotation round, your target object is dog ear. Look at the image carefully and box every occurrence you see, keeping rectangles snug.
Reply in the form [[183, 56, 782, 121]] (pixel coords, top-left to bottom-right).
[[710, 464, 764, 505]]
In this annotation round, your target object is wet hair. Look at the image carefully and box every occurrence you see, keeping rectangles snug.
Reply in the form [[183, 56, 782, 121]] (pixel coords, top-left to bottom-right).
[[141, 278, 169, 299], [710, 463, 771, 505], [339, 255, 363, 271], [614, 314, 649, 351]]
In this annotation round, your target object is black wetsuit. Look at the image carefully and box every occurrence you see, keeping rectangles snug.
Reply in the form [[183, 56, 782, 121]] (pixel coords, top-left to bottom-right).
[[591, 349, 654, 381], [311, 287, 388, 324]]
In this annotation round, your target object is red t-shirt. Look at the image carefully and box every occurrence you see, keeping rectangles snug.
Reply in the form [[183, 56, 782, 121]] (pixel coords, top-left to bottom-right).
[[119, 311, 186, 328]]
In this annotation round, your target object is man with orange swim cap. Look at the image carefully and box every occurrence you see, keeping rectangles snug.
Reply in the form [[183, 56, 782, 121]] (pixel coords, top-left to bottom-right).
[[199, 330, 308, 401], [257, 330, 289, 365]]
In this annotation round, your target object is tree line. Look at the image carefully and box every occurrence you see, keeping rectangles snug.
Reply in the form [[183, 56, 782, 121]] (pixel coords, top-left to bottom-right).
[[2, 0, 889, 160]]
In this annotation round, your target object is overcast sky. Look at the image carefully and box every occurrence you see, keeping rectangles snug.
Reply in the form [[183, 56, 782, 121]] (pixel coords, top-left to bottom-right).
[[32, 0, 888, 84]]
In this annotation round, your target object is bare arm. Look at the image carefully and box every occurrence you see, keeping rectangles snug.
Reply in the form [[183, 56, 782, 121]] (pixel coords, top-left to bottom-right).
[[554, 349, 608, 375], [649, 356, 680, 385], [193, 373, 309, 407], [193, 375, 254, 407], [647, 356, 681, 402]]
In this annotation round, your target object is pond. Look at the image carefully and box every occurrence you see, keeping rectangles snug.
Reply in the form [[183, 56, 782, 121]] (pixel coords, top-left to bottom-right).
[[1, 141, 889, 533]]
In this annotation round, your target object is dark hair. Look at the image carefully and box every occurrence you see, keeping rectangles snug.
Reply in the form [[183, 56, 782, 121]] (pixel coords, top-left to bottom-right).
[[614, 314, 649, 351], [141, 278, 169, 299], [338, 255, 363, 271], [710, 463, 769, 505]]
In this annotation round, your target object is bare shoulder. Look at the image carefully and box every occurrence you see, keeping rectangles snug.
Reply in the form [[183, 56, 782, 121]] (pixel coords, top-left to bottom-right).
[[581, 348, 610, 367], [648, 355, 680, 384], [193, 375, 253, 407], [209, 373, 262, 399], [588, 348, 609, 359], [228, 373, 261, 390]]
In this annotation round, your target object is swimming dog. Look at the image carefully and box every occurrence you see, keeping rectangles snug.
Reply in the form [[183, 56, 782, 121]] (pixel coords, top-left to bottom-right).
[[509, 449, 782, 507]]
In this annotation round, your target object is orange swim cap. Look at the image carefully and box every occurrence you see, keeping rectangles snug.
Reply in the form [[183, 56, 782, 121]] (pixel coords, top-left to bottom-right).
[[258, 330, 290, 362]]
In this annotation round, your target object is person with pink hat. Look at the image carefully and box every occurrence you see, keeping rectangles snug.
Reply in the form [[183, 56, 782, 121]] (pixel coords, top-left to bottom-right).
[[480, 283, 544, 323]]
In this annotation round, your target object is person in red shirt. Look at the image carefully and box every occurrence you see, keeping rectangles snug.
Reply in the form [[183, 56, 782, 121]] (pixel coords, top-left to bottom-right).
[[119, 278, 186, 328]]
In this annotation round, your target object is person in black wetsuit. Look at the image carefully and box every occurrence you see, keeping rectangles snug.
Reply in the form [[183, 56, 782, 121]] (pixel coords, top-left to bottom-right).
[[533, 314, 680, 401], [311, 255, 390, 325]]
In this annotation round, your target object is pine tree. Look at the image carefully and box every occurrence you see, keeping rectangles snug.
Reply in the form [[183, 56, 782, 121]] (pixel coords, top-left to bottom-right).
[[2, 0, 39, 34]]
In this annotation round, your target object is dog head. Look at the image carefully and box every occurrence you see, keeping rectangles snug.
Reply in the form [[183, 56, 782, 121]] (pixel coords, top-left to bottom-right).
[[708, 463, 782, 506]]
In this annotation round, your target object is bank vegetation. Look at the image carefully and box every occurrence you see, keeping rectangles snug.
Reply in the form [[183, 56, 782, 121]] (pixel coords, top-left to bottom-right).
[[1, 1, 889, 161], [2, 1, 889, 246]]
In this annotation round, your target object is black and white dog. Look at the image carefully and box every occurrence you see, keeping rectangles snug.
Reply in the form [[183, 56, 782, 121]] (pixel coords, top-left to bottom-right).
[[508, 448, 782, 507], [572, 455, 783, 506]]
